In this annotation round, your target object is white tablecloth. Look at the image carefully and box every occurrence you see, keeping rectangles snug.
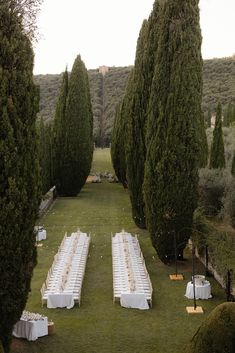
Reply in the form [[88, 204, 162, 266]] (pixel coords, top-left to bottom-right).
[[120, 293, 149, 310], [47, 293, 74, 309], [13, 317, 48, 341], [185, 280, 212, 300], [36, 229, 47, 241]]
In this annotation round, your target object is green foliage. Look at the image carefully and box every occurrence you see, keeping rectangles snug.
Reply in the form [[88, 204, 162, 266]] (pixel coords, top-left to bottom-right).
[[88, 70, 103, 145], [126, 2, 162, 229], [111, 71, 134, 188], [102, 67, 132, 146], [34, 56, 235, 147], [192, 212, 235, 285], [0, 2, 41, 351], [231, 151, 235, 176], [198, 168, 229, 216], [187, 302, 235, 353], [197, 113, 208, 167], [144, 0, 201, 263], [125, 20, 149, 228], [202, 56, 235, 113], [37, 119, 53, 194], [58, 55, 93, 196], [34, 74, 62, 122], [221, 178, 235, 228], [209, 102, 226, 169], [53, 69, 69, 193]]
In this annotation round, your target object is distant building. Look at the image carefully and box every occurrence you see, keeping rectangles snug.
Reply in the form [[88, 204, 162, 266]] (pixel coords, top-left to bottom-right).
[[99, 65, 109, 76]]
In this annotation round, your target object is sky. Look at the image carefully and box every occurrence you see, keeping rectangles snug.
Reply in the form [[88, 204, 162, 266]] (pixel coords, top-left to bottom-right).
[[33, 0, 235, 75]]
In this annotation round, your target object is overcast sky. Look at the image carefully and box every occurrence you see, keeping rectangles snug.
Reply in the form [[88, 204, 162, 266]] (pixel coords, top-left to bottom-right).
[[33, 0, 235, 75]]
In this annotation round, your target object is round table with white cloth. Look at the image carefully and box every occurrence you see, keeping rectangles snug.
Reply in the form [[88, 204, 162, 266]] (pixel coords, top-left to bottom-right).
[[185, 280, 212, 300]]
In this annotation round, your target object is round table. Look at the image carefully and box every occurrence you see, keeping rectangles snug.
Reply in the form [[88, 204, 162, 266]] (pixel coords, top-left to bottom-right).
[[185, 280, 212, 299]]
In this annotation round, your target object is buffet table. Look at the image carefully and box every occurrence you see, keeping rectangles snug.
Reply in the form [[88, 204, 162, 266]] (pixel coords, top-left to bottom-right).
[[185, 280, 212, 300], [13, 312, 48, 341]]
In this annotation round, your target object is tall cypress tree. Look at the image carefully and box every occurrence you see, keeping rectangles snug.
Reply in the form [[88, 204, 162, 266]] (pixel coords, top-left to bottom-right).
[[38, 119, 53, 195], [144, 0, 202, 263], [125, 20, 149, 227], [111, 70, 134, 188], [209, 102, 225, 169], [126, 1, 162, 229], [53, 69, 69, 193], [111, 103, 128, 188], [0, 2, 41, 351], [58, 56, 93, 196]]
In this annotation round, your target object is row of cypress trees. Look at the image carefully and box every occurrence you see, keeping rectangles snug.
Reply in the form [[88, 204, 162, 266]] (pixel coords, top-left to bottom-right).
[[0, 2, 41, 352], [0, 4, 93, 351], [112, 0, 206, 263]]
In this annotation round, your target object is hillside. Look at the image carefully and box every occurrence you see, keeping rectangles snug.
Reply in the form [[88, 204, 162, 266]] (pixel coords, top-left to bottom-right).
[[34, 56, 235, 146], [202, 56, 235, 112]]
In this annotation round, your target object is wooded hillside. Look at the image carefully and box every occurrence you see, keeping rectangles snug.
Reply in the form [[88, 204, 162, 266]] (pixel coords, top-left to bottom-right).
[[34, 56, 235, 146]]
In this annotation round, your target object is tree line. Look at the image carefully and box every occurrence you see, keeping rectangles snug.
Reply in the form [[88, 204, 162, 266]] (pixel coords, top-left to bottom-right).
[[111, 0, 235, 264], [34, 56, 235, 147], [0, 2, 93, 351]]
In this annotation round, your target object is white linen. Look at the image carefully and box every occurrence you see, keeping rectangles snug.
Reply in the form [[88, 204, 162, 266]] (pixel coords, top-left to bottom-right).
[[112, 230, 152, 309], [41, 230, 90, 308], [36, 228, 47, 241], [120, 293, 149, 310], [13, 316, 48, 341], [47, 293, 74, 309], [185, 280, 212, 300], [194, 275, 205, 286]]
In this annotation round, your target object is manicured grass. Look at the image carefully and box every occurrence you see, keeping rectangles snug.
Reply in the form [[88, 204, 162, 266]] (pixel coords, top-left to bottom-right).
[[11, 149, 226, 353]]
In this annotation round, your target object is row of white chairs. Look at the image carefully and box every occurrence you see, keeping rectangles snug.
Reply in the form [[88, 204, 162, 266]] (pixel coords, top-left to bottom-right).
[[112, 230, 153, 307], [40, 230, 90, 307]]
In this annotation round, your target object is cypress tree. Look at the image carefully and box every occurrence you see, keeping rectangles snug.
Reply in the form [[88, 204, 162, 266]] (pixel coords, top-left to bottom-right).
[[223, 102, 234, 127], [144, 0, 202, 263], [111, 70, 134, 188], [38, 119, 53, 194], [53, 69, 69, 193], [126, 1, 162, 229], [0, 2, 41, 351], [125, 20, 149, 227], [58, 56, 93, 196], [209, 102, 225, 169], [111, 103, 128, 188]]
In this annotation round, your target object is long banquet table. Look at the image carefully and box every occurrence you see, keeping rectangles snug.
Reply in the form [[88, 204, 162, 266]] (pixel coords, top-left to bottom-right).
[[41, 229, 90, 308], [112, 230, 152, 310]]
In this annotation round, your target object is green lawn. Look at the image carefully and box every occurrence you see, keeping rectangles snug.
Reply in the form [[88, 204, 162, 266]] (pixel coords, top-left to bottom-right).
[[11, 149, 226, 353]]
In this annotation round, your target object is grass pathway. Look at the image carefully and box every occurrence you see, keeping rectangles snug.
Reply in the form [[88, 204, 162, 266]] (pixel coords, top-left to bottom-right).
[[11, 149, 226, 353]]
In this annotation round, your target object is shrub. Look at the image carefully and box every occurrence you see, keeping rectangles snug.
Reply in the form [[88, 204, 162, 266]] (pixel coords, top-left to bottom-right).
[[186, 302, 235, 353], [221, 178, 235, 228], [198, 168, 230, 216]]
